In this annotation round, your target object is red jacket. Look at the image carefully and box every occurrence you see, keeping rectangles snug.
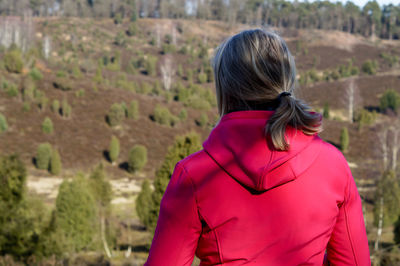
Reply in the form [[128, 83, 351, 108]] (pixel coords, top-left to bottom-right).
[[145, 110, 371, 265]]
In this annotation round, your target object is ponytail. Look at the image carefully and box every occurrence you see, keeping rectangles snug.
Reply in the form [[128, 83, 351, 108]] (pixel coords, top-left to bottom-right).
[[265, 91, 323, 151]]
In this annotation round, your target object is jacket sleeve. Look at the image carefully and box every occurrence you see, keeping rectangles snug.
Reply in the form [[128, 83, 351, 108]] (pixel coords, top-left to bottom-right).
[[145, 162, 202, 266], [326, 158, 371, 265]]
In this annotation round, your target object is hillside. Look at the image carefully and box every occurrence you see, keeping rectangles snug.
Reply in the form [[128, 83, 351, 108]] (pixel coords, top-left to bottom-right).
[[1, 17, 400, 264]]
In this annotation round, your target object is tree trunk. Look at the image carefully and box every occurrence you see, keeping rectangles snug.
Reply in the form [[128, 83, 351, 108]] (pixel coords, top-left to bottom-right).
[[101, 216, 112, 258], [374, 197, 384, 252]]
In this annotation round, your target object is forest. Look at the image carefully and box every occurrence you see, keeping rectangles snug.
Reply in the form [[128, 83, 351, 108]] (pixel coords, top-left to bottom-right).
[[1, 0, 400, 265], [0, 0, 400, 39]]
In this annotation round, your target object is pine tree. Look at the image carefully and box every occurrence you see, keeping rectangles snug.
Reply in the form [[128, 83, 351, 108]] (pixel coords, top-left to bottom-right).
[[42, 117, 54, 134], [0, 154, 43, 259], [106, 103, 125, 127], [128, 145, 148, 173], [36, 143, 52, 170], [145, 132, 201, 233], [136, 179, 154, 229], [109, 136, 120, 164], [50, 149, 62, 175], [127, 100, 139, 120], [50, 175, 99, 254], [340, 127, 349, 152]]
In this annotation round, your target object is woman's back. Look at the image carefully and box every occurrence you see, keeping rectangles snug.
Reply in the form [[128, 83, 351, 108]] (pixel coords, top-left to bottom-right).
[[145, 110, 370, 265], [145, 28, 370, 265]]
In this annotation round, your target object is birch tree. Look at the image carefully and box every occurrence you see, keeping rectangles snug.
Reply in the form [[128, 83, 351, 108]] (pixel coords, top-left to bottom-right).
[[342, 78, 360, 123], [160, 55, 175, 91], [378, 126, 389, 171]]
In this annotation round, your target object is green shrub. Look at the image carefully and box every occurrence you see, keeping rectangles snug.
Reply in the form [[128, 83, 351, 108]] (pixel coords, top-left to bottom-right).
[[380, 89, 400, 113], [38, 96, 48, 111], [50, 149, 62, 175], [152, 105, 178, 127], [128, 145, 148, 173], [196, 113, 209, 127], [4, 49, 23, 73], [177, 64, 184, 77], [71, 65, 82, 78], [0, 154, 45, 259], [61, 99, 72, 118], [380, 52, 399, 67], [52, 100, 60, 113], [340, 127, 349, 153], [51, 175, 99, 253], [114, 31, 127, 47], [114, 13, 123, 24], [127, 100, 139, 120], [179, 109, 187, 120], [106, 103, 125, 127], [353, 108, 377, 130], [53, 78, 73, 91], [362, 60, 378, 75], [6, 84, 18, 97], [22, 78, 35, 101], [36, 143, 52, 170], [109, 136, 120, 164], [198, 72, 208, 84], [186, 68, 193, 82], [29, 67, 43, 81], [161, 44, 176, 54], [42, 117, 54, 134], [0, 113, 7, 133], [145, 55, 158, 77], [126, 22, 138, 36], [136, 179, 154, 229], [22, 102, 30, 112]]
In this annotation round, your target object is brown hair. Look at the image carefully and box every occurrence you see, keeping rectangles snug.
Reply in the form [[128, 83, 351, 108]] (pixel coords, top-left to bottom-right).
[[212, 28, 322, 151]]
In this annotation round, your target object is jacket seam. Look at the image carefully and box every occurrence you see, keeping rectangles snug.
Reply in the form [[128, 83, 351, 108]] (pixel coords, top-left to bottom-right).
[[343, 163, 359, 266], [180, 162, 224, 264]]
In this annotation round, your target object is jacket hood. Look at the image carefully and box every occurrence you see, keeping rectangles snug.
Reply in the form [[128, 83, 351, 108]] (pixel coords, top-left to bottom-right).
[[203, 110, 322, 192]]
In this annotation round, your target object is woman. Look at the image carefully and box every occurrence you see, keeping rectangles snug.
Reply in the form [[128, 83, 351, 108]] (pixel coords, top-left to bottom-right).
[[145, 29, 370, 265]]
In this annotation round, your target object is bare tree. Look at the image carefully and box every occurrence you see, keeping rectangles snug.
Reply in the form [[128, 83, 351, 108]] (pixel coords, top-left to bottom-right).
[[374, 197, 384, 252], [342, 77, 361, 123], [378, 126, 389, 171], [43, 35, 51, 59], [390, 121, 400, 171], [160, 55, 175, 91]]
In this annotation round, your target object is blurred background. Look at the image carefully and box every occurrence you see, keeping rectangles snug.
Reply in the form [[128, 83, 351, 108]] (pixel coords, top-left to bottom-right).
[[0, 0, 400, 265]]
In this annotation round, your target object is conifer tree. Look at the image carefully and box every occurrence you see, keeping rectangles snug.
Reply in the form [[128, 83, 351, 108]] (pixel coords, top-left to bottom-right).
[[109, 136, 120, 164], [42, 117, 54, 134], [137, 132, 201, 233], [49, 175, 99, 254], [0, 154, 43, 259], [36, 143, 52, 170], [50, 148, 62, 175], [127, 100, 139, 120], [340, 127, 349, 152], [128, 145, 148, 173], [135, 179, 154, 229]]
